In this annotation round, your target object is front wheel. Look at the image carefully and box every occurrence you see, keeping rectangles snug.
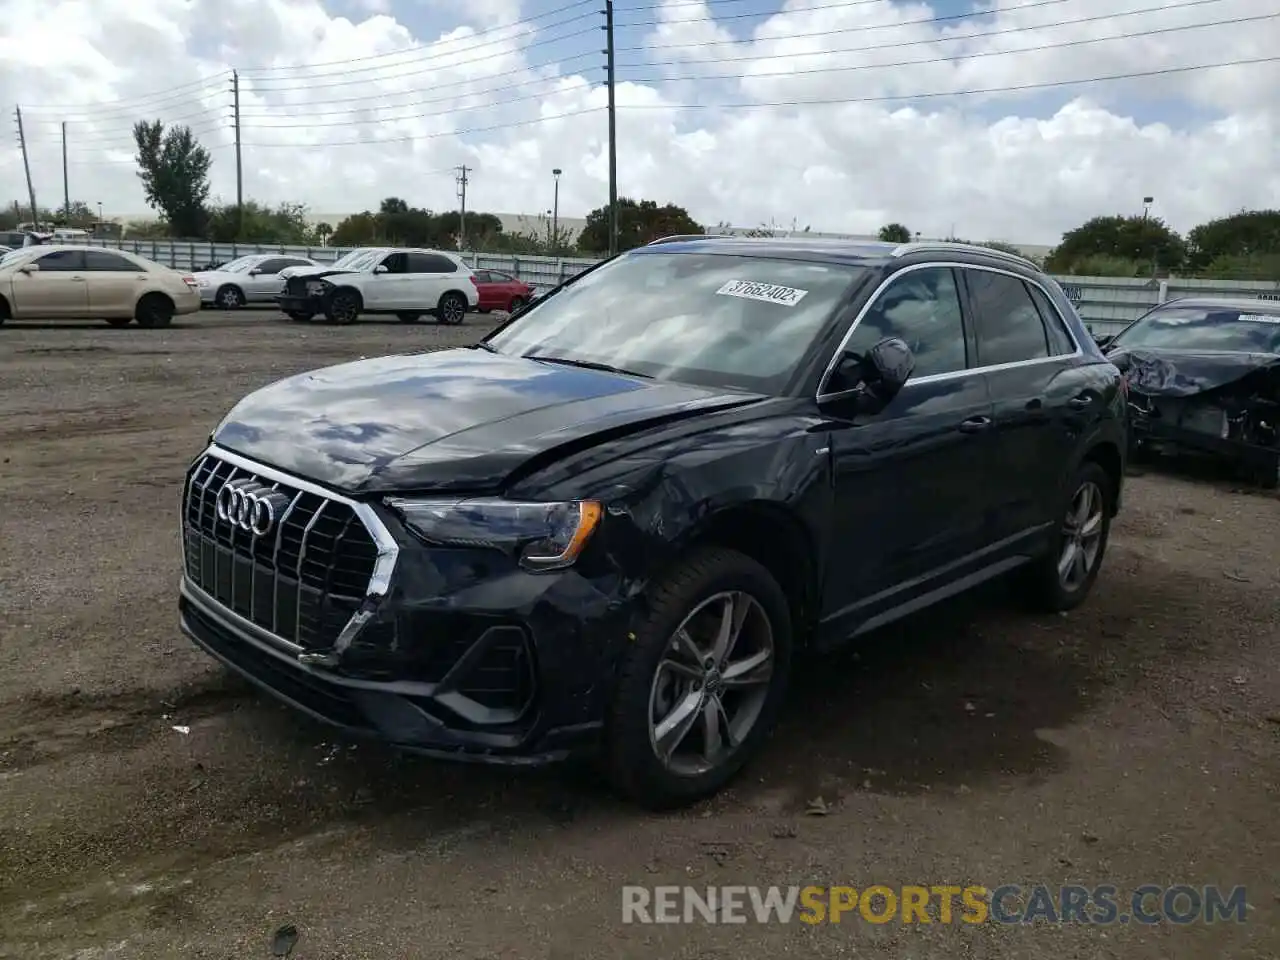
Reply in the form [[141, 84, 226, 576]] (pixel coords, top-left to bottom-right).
[[323, 290, 361, 325], [602, 547, 792, 809], [1019, 460, 1113, 612], [507, 296, 527, 314], [436, 292, 467, 325], [215, 285, 245, 310]]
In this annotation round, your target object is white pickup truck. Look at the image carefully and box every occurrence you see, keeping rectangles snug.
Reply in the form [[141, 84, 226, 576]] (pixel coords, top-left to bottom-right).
[[275, 247, 479, 325]]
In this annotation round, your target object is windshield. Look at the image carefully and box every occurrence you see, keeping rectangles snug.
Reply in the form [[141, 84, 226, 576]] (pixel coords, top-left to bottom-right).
[[1113, 306, 1280, 354], [332, 249, 379, 270], [0, 248, 30, 267], [217, 256, 259, 273], [485, 251, 868, 393]]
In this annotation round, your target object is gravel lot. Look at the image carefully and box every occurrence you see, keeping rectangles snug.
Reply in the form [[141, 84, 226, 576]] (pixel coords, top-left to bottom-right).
[[1, 310, 1278, 959]]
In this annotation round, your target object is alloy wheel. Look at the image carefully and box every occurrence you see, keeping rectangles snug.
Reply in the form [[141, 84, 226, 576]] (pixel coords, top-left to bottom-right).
[[441, 295, 465, 324], [1058, 480, 1104, 590], [648, 590, 775, 777]]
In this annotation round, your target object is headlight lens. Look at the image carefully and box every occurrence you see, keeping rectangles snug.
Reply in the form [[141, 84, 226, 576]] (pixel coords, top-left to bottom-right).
[[386, 497, 603, 571], [306, 280, 329, 295]]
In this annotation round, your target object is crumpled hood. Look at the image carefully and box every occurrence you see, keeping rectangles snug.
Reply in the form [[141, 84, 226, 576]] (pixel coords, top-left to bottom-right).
[[211, 347, 766, 494], [279, 265, 361, 282], [1107, 347, 1280, 397]]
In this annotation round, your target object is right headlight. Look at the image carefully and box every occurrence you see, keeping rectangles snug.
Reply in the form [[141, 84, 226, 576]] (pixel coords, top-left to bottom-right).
[[385, 497, 603, 571]]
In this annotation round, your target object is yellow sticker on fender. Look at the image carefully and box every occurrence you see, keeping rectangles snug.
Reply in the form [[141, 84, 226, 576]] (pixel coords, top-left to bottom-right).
[[716, 279, 809, 306]]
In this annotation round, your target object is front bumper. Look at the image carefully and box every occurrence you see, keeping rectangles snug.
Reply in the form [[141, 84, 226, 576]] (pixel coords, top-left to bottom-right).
[[178, 450, 635, 762], [275, 293, 326, 314], [1130, 403, 1279, 472]]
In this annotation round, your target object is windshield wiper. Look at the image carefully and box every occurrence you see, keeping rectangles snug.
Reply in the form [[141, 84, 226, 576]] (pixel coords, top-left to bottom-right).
[[524, 353, 652, 378], [472, 341, 498, 353]]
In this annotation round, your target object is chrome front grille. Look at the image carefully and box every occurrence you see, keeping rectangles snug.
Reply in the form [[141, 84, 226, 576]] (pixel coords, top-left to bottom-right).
[[181, 448, 393, 651]]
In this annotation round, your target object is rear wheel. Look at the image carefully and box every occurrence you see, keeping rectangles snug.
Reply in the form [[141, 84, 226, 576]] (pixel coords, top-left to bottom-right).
[[135, 293, 175, 329], [436, 292, 467, 325], [215, 285, 245, 310], [602, 547, 792, 809], [324, 290, 361, 325], [1020, 460, 1113, 612], [508, 296, 527, 314], [105, 318, 133, 328]]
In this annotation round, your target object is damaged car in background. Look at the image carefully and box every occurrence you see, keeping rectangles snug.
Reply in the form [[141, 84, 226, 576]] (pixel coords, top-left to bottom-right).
[[1098, 297, 1280, 488]]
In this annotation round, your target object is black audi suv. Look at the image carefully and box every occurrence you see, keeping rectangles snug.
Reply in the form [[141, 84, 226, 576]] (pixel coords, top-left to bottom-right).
[[179, 237, 1127, 808]]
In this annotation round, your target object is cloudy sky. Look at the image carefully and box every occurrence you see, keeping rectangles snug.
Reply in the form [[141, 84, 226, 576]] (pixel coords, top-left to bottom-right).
[[0, 0, 1275, 244]]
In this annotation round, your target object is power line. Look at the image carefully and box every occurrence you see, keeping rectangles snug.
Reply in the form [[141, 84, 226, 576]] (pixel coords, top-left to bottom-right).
[[617, 13, 1275, 84], [239, 105, 608, 148], [619, 56, 1280, 110], [616, 0, 968, 27], [238, 5, 598, 78], [619, 0, 1238, 69], [618, 0, 1080, 51], [19, 72, 234, 113]]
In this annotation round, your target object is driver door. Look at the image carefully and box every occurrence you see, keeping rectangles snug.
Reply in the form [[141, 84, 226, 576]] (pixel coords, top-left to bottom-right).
[[819, 265, 997, 640], [367, 252, 408, 308]]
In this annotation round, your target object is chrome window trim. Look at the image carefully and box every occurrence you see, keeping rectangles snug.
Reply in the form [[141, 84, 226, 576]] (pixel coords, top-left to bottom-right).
[[815, 261, 1083, 403], [183, 444, 401, 655]]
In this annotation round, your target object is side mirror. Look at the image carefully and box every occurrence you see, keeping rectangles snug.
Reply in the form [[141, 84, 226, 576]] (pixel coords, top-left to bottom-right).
[[374, 264, 389, 274], [248, 268, 262, 276], [824, 337, 915, 415], [18, 262, 39, 274], [1093, 333, 1114, 349]]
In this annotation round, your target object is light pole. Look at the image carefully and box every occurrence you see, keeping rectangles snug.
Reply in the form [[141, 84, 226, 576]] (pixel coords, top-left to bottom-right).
[[1141, 195, 1153, 220], [551, 168, 562, 251], [96, 201, 103, 222]]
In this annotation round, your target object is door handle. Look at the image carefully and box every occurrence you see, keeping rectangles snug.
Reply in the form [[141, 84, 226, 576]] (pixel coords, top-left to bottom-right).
[[68, 276, 86, 282], [958, 415, 993, 434], [1068, 394, 1093, 410]]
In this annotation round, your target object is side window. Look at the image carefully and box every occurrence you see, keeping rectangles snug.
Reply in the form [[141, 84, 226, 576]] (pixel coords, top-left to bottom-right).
[[379, 253, 409, 274], [1026, 283, 1077, 356], [282, 259, 313, 269], [842, 266, 968, 379], [254, 258, 290, 274], [966, 270, 1050, 367], [407, 253, 460, 274], [489, 271, 511, 282], [472, 270, 493, 283], [35, 250, 86, 271], [83, 250, 137, 271]]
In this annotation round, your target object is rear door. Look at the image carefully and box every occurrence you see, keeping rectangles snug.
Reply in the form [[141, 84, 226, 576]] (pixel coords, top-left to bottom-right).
[[405, 252, 463, 310], [821, 264, 997, 636], [11, 249, 89, 317], [83, 249, 145, 316], [243, 257, 293, 301], [961, 267, 1093, 545]]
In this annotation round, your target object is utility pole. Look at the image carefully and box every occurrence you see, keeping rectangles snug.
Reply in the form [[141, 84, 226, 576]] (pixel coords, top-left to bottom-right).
[[552, 167, 562, 252], [232, 72, 243, 238], [456, 164, 470, 250], [61, 121, 70, 223], [14, 107, 38, 224], [604, 0, 618, 256]]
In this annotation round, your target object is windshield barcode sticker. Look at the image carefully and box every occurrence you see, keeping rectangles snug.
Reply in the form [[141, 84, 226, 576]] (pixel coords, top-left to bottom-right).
[[716, 280, 809, 306], [1238, 313, 1280, 324]]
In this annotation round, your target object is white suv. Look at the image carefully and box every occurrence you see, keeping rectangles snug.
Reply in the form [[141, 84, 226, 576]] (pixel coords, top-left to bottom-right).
[[275, 247, 479, 325]]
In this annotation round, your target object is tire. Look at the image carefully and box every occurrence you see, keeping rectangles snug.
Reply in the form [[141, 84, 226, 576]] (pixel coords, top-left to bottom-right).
[[105, 318, 133, 328], [436, 292, 467, 325], [215, 285, 245, 310], [1019, 460, 1113, 613], [601, 547, 793, 810], [397, 312, 421, 323], [135, 293, 175, 329], [285, 311, 314, 323], [508, 296, 527, 314], [0, 298, 9, 326], [323, 290, 361, 325]]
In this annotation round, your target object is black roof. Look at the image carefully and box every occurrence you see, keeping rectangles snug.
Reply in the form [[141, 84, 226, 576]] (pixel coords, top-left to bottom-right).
[[1158, 296, 1280, 312], [629, 235, 1039, 271]]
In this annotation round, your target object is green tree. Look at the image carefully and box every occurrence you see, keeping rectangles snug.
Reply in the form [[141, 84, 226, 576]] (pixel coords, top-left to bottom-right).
[[132, 120, 212, 238], [1045, 214, 1186, 276], [577, 197, 703, 254], [1187, 209, 1280, 271], [330, 199, 507, 250], [206, 200, 312, 243], [877, 222, 912, 243], [315, 222, 333, 244]]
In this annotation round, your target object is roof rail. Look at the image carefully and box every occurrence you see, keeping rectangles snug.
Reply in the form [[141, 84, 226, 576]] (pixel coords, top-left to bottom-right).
[[646, 234, 733, 245], [889, 241, 1040, 271]]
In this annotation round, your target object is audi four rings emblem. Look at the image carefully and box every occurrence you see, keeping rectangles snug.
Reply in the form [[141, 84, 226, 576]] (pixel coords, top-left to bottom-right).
[[216, 478, 292, 537]]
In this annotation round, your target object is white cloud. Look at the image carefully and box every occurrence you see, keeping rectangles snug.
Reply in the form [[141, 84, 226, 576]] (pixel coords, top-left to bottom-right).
[[0, 0, 1275, 244]]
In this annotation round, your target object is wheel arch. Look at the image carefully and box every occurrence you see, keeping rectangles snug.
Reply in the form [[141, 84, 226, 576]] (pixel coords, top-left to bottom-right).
[[0, 291, 10, 320], [674, 500, 820, 645], [1081, 439, 1122, 516]]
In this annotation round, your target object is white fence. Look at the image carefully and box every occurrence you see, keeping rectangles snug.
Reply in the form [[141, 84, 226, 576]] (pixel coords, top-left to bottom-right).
[[86, 239, 1280, 336]]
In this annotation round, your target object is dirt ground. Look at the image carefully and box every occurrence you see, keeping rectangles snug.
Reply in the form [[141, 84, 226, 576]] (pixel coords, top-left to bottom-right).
[[0, 311, 1277, 960]]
